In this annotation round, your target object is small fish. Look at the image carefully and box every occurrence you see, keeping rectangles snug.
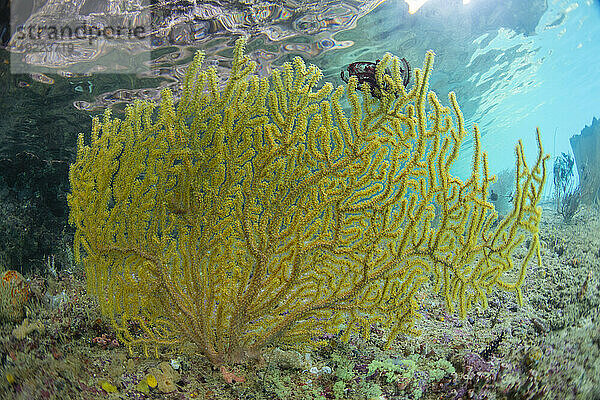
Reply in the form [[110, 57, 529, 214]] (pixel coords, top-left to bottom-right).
[[489, 190, 498, 202], [489, 190, 514, 203]]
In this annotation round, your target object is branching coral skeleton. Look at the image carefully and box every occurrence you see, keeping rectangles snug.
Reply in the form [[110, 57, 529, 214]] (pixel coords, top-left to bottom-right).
[[68, 38, 548, 367]]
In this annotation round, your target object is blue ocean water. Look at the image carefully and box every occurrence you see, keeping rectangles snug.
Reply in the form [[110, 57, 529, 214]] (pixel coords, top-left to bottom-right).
[[311, 0, 600, 191], [465, 0, 600, 181]]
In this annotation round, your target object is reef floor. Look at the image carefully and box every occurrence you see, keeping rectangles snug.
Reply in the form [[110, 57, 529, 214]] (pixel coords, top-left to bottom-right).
[[0, 203, 598, 400]]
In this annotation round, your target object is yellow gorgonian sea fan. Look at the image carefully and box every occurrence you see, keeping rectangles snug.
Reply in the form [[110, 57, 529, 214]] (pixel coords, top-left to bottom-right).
[[68, 37, 548, 366]]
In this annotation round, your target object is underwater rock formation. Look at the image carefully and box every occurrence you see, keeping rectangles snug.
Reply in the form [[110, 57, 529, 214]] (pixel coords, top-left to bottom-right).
[[570, 117, 600, 206]]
